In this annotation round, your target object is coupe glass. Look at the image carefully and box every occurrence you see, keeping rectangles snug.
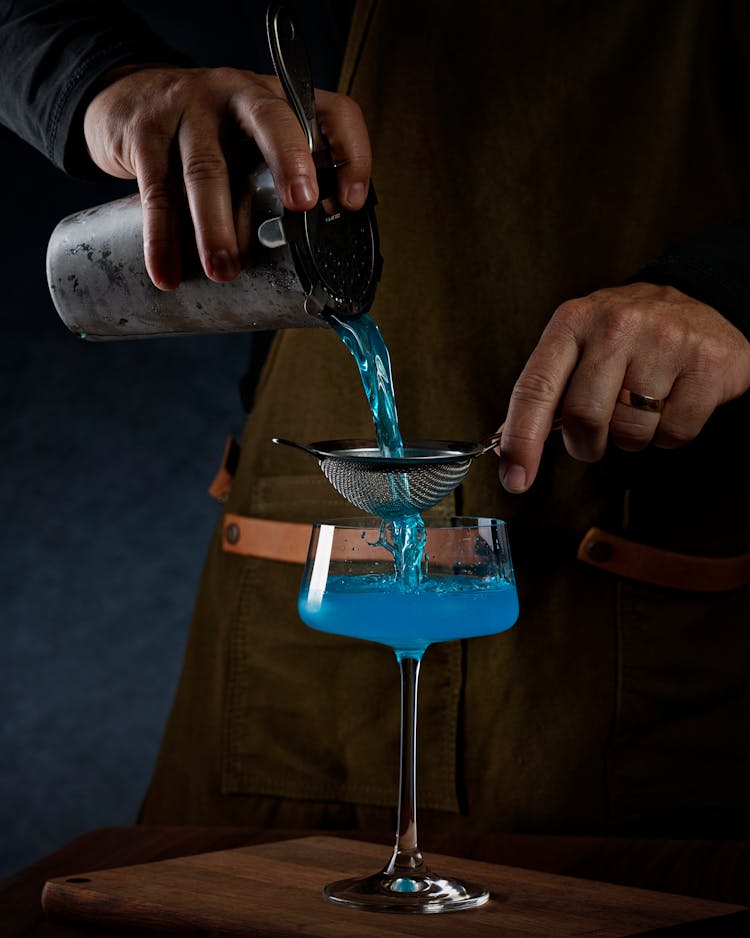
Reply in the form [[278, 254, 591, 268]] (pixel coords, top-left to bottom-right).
[[298, 515, 519, 913]]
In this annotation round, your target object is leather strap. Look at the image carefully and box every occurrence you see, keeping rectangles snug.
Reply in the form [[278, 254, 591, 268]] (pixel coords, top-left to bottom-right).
[[222, 514, 311, 564], [220, 514, 750, 590], [208, 436, 241, 504], [577, 526, 750, 592]]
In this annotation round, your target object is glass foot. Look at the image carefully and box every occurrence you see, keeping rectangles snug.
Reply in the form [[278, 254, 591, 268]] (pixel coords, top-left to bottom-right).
[[323, 868, 490, 913]]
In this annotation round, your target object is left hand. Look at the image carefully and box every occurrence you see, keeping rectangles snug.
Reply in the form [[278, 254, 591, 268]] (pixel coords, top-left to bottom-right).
[[497, 282, 750, 493]]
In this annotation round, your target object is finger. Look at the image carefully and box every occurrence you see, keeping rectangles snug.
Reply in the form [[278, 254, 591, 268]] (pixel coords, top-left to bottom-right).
[[234, 89, 319, 211], [651, 373, 714, 449], [315, 89, 372, 209], [556, 293, 652, 460], [498, 319, 580, 493], [610, 379, 671, 452], [232, 181, 254, 268], [178, 113, 240, 282], [561, 349, 629, 461], [132, 129, 183, 291]]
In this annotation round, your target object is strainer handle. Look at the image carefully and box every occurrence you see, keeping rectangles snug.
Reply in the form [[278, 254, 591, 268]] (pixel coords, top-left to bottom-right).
[[478, 416, 563, 455], [478, 426, 506, 455], [266, 3, 319, 152], [272, 437, 321, 459]]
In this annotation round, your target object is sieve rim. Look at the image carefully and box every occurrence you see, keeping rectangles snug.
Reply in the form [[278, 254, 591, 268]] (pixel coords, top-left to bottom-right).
[[307, 438, 483, 467]]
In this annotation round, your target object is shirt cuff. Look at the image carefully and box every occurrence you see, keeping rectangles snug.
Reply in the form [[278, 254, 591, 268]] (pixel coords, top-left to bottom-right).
[[628, 219, 750, 339]]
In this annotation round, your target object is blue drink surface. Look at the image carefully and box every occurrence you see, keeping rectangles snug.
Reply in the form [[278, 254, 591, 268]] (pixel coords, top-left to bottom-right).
[[299, 573, 518, 656]]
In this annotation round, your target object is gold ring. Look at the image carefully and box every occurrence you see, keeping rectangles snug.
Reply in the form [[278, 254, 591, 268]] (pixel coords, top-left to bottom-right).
[[617, 388, 665, 413]]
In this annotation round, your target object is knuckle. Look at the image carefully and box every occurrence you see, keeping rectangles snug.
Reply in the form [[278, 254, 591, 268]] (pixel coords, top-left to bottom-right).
[[169, 66, 235, 99], [547, 301, 591, 349], [130, 113, 172, 144], [209, 65, 240, 85], [596, 303, 642, 348], [242, 70, 281, 94], [513, 371, 558, 407], [329, 91, 364, 122], [651, 316, 685, 348], [139, 179, 173, 213], [246, 92, 290, 127], [182, 151, 227, 183], [610, 417, 654, 446], [564, 400, 610, 430], [655, 425, 694, 448], [162, 75, 190, 102], [692, 334, 730, 372], [551, 298, 588, 331]]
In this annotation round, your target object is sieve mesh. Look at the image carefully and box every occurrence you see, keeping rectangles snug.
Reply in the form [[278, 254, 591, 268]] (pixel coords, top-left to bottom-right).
[[274, 421, 562, 520], [320, 456, 472, 519]]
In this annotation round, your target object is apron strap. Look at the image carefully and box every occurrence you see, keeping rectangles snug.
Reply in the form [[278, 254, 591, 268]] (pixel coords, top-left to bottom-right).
[[222, 514, 311, 564], [577, 526, 750, 592]]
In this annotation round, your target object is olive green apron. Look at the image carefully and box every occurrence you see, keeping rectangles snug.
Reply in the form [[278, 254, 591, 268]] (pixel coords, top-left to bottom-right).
[[140, 0, 750, 836]]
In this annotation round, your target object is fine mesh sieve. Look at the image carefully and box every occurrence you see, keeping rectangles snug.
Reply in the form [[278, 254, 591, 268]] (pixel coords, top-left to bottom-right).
[[273, 419, 563, 519], [272, 433, 503, 519]]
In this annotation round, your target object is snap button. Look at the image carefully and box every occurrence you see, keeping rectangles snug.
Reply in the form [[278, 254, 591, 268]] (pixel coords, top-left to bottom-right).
[[225, 522, 240, 545], [587, 539, 613, 563]]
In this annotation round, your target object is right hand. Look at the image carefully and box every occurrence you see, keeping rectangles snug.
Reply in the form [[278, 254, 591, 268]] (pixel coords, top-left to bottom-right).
[[496, 282, 750, 493], [83, 65, 372, 290]]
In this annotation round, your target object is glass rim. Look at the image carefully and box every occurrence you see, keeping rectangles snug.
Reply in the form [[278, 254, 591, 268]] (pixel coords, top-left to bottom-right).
[[309, 515, 508, 530]]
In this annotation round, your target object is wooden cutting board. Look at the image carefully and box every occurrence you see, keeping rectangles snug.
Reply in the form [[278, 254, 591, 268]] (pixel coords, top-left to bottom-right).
[[42, 834, 747, 936]]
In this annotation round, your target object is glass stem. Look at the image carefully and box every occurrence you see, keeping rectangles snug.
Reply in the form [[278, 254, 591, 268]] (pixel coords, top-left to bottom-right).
[[385, 653, 427, 877]]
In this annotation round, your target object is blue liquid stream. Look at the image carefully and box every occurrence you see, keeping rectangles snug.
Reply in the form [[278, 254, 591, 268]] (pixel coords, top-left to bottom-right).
[[299, 573, 519, 656], [327, 312, 426, 588], [327, 312, 404, 457]]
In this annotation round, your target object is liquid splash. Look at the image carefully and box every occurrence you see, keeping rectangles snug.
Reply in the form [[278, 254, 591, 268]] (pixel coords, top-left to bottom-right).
[[327, 311, 427, 588]]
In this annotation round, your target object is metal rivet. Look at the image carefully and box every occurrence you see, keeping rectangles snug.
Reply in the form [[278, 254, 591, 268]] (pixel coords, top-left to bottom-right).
[[587, 540, 613, 563], [225, 523, 240, 545]]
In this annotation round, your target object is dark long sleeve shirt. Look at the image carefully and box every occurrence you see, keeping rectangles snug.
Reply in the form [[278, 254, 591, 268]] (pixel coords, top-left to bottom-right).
[[0, 0, 188, 176], [630, 220, 750, 337]]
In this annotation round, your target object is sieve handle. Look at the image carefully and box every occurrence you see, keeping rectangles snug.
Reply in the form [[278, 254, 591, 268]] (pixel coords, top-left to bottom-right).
[[478, 416, 563, 455], [272, 437, 321, 459]]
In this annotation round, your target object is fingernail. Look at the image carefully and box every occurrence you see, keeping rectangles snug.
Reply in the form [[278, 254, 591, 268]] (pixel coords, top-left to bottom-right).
[[290, 176, 316, 206], [503, 464, 527, 493], [208, 249, 239, 281], [148, 261, 180, 292], [346, 182, 366, 206]]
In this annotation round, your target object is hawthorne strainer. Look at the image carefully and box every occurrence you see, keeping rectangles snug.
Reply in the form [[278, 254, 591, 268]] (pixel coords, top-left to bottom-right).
[[272, 428, 497, 519]]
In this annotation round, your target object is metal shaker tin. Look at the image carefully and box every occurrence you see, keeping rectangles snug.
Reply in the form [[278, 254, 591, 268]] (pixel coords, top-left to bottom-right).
[[46, 167, 311, 340], [46, 162, 381, 341]]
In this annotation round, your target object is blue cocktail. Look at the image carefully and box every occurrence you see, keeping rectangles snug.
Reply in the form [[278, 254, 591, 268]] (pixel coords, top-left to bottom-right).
[[298, 515, 519, 912], [300, 571, 518, 654]]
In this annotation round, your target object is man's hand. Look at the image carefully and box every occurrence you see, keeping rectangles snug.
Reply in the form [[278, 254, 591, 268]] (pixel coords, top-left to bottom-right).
[[497, 282, 750, 493], [83, 65, 372, 290]]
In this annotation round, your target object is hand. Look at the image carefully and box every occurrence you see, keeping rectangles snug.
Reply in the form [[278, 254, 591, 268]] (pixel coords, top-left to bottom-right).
[[83, 65, 372, 290], [497, 282, 750, 493]]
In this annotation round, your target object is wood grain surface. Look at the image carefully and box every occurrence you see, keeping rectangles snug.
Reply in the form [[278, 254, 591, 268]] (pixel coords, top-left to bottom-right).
[[41, 835, 747, 937]]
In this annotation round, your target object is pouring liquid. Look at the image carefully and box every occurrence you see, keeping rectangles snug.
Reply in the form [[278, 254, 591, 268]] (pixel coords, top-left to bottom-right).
[[326, 311, 427, 589]]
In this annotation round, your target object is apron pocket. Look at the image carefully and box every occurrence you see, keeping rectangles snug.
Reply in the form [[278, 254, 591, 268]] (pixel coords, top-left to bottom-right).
[[221, 476, 462, 812]]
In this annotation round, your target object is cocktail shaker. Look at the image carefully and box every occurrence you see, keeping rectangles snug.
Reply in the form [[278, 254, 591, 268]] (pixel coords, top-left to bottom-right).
[[46, 2, 381, 341]]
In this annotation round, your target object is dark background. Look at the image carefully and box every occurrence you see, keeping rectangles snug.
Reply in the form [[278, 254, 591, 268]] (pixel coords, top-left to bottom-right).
[[1, 0, 348, 878]]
